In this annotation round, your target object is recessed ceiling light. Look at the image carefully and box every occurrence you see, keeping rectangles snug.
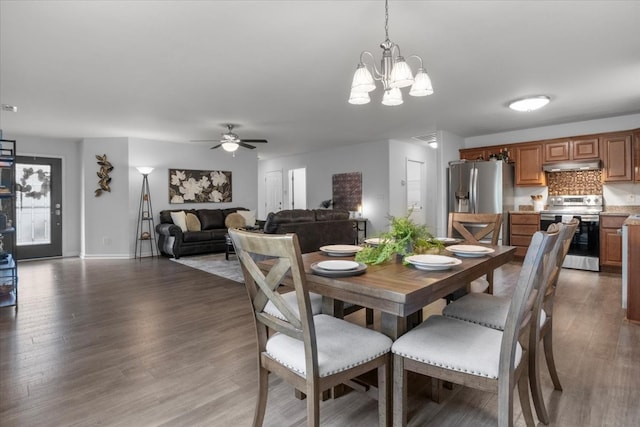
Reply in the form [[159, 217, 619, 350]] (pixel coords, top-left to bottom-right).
[[1, 104, 18, 113], [508, 96, 550, 112]]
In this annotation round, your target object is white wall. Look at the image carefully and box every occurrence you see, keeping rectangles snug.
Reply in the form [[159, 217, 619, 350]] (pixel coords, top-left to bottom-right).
[[6, 133, 82, 257], [258, 141, 390, 236], [437, 130, 465, 236]]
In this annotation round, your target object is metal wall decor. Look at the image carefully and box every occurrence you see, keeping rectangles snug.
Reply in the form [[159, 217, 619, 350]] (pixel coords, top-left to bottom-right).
[[94, 154, 113, 197], [169, 169, 232, 203]]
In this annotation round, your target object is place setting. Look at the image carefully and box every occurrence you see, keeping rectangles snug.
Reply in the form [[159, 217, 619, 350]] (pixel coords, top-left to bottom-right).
[[319, 244, 363, 257], [404, 254, 462, 271], [445, 244, 495, 258], [310, 259, 368, 277]]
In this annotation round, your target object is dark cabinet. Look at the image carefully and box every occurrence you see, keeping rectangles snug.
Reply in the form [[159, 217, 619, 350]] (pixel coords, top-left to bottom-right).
[[509, 213, 540, 258], [0, 139, 17, 310]]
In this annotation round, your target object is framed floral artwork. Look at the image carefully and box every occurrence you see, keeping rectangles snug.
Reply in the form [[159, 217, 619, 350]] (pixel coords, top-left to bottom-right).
[[169, 169, 232, 203]]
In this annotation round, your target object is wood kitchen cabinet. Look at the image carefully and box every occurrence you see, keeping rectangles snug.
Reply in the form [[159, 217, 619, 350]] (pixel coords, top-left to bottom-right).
[[509, 212, 540, 258], [634, 130, 640, 182], [543, 136, 600, 163], [600, 214, 627, 269], [459, 148, 487, 161], [602, 132, 632, 182], [515, 143, 545, 186]]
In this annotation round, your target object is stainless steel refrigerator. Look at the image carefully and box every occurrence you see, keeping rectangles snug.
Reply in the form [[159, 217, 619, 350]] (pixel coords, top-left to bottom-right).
[[448, 160, 515, 244]]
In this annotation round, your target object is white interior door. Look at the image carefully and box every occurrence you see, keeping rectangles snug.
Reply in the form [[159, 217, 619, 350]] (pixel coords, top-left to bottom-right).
[[406, 159, 425, 225], [265, 170, 283, 215], [288, 167, 306, 210]]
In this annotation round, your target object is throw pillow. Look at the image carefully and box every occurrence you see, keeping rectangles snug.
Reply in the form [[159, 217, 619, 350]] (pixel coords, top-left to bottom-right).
[[225, 212, 246, 229], [236, 210, 256, 228], [185, 212, 201, 231], [170, 211, 188, 232]]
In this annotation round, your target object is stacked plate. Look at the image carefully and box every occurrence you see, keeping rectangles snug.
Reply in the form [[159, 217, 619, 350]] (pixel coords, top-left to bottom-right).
[[445, 244, 495, 258], [319, 244, 363, 256], [435, 237, 463, 245], [311, 260, 367, 277], [404, 254, 462, 271]]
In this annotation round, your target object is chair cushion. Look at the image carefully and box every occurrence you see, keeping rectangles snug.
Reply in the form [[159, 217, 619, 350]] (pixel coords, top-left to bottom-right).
[[443, 293, 511, 330], [391, 315, 522, 379], [263, 291, 323, 321], [442, 293, 547, 331], [266, 314, 392, 378]]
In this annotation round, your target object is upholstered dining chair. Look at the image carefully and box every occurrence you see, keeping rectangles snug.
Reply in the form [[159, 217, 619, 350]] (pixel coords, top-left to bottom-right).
[[228, 229, 392, 427], [391, 229, 559, 427], [441, 219, 578, 424], [448, 212, 503, 294]]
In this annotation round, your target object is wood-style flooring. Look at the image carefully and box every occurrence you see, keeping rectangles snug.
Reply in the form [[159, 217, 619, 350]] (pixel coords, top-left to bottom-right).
[[1, 256, 638, 426]]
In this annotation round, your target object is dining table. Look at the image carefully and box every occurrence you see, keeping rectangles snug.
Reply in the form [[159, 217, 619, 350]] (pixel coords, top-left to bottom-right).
[[260, 244, 517, 340]]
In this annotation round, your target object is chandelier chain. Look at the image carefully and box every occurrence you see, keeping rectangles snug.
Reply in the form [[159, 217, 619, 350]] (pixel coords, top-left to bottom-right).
[[384, 0, 389, 40]]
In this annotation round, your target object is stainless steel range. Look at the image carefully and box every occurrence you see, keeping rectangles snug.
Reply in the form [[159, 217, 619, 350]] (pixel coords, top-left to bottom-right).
[[540, 195, 602, 271]]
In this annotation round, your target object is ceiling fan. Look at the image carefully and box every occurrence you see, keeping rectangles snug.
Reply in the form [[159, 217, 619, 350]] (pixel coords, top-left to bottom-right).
[[191, 124, 268, 152]]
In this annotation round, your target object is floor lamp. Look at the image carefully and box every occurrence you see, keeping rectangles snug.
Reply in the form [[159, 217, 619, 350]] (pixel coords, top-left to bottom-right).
[[135, 167, 157, 259]]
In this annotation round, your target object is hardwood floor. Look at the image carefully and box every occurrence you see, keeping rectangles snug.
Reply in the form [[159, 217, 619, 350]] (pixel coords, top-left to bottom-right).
[[1, 257, 638, 426]]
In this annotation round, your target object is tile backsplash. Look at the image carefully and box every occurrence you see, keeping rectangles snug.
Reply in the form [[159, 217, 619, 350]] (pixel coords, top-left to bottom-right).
[[546, 170, 602, 195]]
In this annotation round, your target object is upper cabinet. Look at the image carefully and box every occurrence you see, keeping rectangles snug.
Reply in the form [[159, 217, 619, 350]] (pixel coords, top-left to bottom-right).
[[459, 148, 487, 161], [602, 132, 632, 182], [515, 143, 546, 186], [634, 130, 640, 182], [543, 136, 600, 163]]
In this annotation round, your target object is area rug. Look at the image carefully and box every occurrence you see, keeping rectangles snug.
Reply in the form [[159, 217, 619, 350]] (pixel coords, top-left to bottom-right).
[[170, 253, 244, 283]]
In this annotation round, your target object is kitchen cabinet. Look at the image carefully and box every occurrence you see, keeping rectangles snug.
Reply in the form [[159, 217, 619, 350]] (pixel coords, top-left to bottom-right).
[[543, 136, 600, 163], [515, 143, 545, 186], [509, 212, 540, 258], [633, 130, 640, 182], [602, 132, 632, 182], [459, 148, 487, 161], [600, 214, 627, 269]]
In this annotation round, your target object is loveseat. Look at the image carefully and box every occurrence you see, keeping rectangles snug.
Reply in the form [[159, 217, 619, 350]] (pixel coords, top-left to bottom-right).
[[263, 209, 356, 253], [156, 207, 254, 258]]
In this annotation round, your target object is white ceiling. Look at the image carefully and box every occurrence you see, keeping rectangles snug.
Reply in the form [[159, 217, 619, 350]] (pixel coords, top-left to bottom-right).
[[1, 1, 639, 159]]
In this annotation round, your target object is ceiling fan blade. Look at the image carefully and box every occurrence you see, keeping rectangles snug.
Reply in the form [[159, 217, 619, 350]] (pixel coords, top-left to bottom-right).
[[191, 139, 222, 143], [210, 144, 223, 150], [238, 142, 257, 150], [239, 139, 268, 143]]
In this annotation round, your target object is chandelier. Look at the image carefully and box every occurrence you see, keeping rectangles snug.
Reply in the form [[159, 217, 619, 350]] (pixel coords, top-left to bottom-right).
[[348, 0, 433, 106]]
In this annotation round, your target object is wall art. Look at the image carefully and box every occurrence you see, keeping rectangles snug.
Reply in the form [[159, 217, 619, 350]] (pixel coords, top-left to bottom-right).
[[169, 169, 232, 203], [95, 154, 113, 197]]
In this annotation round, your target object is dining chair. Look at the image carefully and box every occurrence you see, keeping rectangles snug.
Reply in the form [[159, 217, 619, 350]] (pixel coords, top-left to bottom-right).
[[448, 212, 503, 294], [441, 219, 578, 424], [391, 229, 559, 427], [228, 229, 392, 427]]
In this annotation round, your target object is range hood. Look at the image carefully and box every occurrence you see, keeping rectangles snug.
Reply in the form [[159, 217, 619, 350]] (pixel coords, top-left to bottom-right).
[[542, 159, 602, 172]]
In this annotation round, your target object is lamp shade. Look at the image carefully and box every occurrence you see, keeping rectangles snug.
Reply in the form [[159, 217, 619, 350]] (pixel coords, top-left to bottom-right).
[[409, 68, 434, 97], [221, 141, 239, 152], [389, 57, 414, 88], [382, 87, 403, 106], [351, 64, 376, 93], [348, 90, 371, 105], [136, 167, 154, 175]]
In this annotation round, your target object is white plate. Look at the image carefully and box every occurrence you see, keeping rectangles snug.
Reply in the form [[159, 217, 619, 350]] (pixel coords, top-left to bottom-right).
[[405, 255, 462, 271], [364, 237, 383, 246], [319, 245, 363, 256], [316, 260, 360, 271], [405, 254, 460, 266], [435, 237, 458, 243], [446, 244, 495, 257]]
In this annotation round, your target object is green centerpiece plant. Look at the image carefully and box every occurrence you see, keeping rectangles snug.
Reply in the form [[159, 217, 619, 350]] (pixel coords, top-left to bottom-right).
[[355, 212, 444, 265]]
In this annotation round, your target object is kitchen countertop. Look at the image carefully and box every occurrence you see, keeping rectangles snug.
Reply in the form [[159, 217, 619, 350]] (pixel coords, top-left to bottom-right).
[[509, 210, 540, 214], [624, 215, 640, 226]]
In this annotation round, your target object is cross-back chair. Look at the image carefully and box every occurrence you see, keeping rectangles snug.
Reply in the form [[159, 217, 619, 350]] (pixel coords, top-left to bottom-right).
[[391, 228, 560, 427], [448, 212, 503, 294], [442, 219, 578, 424], [228, 229, 392, 427]]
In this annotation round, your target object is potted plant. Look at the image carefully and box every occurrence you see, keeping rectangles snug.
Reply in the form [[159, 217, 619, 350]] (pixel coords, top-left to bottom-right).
[[355, 211, 443, 265]]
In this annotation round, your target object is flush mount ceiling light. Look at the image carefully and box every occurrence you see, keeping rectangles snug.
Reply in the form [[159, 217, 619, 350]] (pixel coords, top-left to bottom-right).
[[1, 104, 18, 112], [348, 0, 433, 106], [508, 96, 551, 112]]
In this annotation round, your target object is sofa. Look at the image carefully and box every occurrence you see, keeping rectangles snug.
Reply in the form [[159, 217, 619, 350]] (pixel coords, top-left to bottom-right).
[[263, 209, 356, 253], [156, 207, 255, 258]]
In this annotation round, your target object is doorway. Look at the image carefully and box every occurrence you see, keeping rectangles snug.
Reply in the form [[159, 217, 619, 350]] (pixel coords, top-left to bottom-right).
[[15, 156, 62, 259], [406, 159, 425, 225], [288, 167, 306, 210], [264, 170, 283, 216]]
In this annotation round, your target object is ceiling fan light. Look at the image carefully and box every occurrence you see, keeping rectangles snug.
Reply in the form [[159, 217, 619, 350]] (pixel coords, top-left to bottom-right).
[[351, 64, 376, 93], [382, 88, 403, 106], [508, 96, 550, 112], [348, 90, 371, 105], [389, 57, 414, 88], [221, 141, 239, 152], [409, 68, 434, 96]]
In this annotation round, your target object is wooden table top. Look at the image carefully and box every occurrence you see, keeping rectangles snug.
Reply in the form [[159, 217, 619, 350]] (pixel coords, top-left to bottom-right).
[[263, 245, 516, 318]]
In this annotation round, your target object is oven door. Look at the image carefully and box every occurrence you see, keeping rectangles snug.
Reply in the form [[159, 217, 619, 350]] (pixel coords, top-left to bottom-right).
[[540, 213, 600, 271]]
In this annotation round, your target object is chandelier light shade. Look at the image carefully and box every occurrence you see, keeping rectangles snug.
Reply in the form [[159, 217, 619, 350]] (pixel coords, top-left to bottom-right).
[[221, 141, 240, 152], [508, 96, 551, 112], [348, 0, 433, 106]]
